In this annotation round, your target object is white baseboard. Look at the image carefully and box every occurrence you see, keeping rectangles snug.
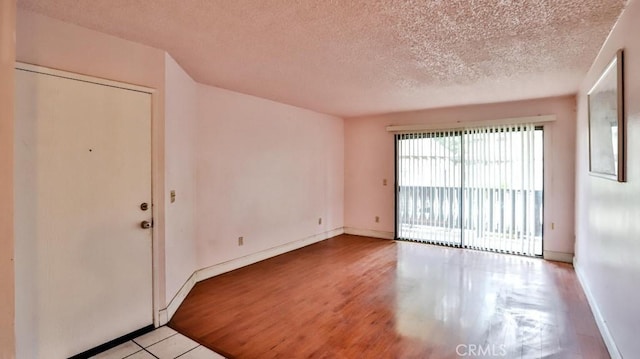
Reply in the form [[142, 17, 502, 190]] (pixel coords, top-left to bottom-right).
[[343, 227, 394, 240], [543, 250, 574, 263], [159, 227, 344, 324], [159, 271, 198, 326], [196, 227, 343, 282], [574, 258, 622, 359], [158, 309, 168, 326]]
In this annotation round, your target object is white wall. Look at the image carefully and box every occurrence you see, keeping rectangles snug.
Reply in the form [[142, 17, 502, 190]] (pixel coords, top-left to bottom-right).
[[196, 84, 344, 269], [0, 1, 15, 358], [14, 11, 346, 342], [164, 54, 198, 303], [345, 96, 577, 259], [575, 0, 640, 357], [15, 8, 171, 335]]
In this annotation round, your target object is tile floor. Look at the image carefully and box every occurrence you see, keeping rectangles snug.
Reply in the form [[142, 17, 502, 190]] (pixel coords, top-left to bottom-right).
[[91, 326, 225, 359]]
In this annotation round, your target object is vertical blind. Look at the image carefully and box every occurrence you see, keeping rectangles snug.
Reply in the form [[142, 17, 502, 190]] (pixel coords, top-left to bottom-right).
[[396, 124, 543, 256]]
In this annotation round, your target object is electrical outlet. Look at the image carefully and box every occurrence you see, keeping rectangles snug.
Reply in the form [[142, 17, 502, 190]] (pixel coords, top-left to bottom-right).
[[170, 190, 176, 203], [318, 217, 322, 225], [551, 223, 555, 230], [375, 216, 380, 223], [238, 236, 244, 246]]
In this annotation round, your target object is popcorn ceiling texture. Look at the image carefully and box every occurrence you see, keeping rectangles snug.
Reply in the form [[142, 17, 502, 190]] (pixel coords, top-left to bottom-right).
[[17, 0, 626, 117]]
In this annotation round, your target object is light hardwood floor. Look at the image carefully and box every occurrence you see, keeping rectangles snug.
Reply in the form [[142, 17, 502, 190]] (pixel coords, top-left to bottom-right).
[[170, 235, 608, 358]]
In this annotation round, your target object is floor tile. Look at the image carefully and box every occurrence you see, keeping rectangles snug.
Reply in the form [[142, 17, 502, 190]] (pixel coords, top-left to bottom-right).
[[133, 326, 178, 348], [90, 341, 142, 359], [147, 333, 199, 359], [178, 346, 226, 359], [125, 350, 157, 359]]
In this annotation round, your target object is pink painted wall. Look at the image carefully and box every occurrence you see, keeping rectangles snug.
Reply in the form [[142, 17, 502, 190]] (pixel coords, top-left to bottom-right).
[[575, 0, 640, 357], [345, 96, 577, 256], [164, 53, 198, 303], [0, 0, 15, 358], [196, 84, 344, 268]]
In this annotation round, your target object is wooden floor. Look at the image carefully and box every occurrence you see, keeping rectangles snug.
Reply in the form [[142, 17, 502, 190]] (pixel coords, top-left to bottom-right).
[[169, 235, 609, 359]]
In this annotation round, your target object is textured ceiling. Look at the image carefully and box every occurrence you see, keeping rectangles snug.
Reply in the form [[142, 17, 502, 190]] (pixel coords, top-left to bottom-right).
[[18, 0, 626, 117]]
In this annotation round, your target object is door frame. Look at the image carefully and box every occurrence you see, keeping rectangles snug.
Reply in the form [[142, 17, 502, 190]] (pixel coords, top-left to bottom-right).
[[15, 62, 163, 328]]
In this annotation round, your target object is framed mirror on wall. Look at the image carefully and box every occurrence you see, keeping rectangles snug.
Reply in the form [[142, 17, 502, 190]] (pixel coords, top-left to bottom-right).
[[588, 49, 625, 182]]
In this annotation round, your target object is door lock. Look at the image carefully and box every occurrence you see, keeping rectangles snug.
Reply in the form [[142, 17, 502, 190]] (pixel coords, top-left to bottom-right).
[[140, 202, 149, 211], [140, 220, 153, 229]]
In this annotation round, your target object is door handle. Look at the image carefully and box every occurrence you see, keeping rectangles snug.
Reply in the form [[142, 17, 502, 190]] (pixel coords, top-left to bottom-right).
[[140, 220, 153, 229]]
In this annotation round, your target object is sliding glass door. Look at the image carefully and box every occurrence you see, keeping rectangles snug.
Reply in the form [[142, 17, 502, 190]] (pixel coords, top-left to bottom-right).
[[396, 124, 543, 256], [397, 131, 463, 246]]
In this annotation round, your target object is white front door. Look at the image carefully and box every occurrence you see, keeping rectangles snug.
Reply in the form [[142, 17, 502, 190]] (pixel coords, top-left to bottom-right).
[[15, 66, 153, 358]]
